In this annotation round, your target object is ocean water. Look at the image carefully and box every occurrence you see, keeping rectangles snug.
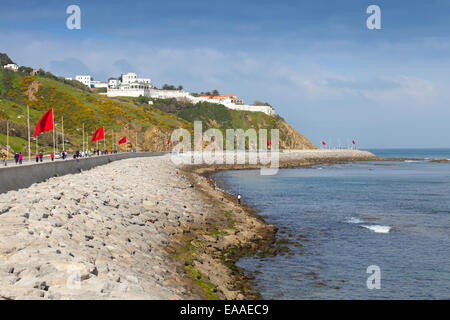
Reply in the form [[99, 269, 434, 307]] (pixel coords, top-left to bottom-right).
[[367, 148, 450, 159], [213, 149, 450, 299]]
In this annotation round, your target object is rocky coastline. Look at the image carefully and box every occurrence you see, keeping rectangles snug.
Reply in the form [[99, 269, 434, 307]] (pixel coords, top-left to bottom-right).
[[0, 150, 377, 300]]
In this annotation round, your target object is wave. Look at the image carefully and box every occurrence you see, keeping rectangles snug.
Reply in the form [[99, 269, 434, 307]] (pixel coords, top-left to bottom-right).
[[361, 225, 392, 233], [346, 217, 364, 224]]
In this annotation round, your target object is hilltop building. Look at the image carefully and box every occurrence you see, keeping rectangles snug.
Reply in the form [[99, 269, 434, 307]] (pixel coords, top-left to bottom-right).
[[3, 63, 18, 72], [189, 94, 275, 116], [75, 75, 92, 87], [103, 71, 275, 116], [91, 80, 108, 88]]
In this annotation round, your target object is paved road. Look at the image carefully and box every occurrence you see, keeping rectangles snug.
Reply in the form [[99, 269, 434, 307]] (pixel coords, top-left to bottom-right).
[[0, 153, 128, 169]]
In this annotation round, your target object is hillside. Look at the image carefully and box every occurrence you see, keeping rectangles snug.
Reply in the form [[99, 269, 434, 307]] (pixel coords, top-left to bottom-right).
[[134, 97, 315, 150], [0, 53, 14, 66], [0, 61, 315, 156]]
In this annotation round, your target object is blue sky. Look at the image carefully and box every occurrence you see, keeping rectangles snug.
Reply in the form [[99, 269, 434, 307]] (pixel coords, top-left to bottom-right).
[[1, 0, 450, 148]]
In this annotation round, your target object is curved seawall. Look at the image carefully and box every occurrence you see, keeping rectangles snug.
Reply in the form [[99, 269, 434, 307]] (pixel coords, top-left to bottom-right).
[[0, 152, 165, 194]]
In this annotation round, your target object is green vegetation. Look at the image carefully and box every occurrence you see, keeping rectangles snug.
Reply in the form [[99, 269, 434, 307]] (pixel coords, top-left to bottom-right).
[[0, 67, 192, 154], [174, 240, 220, 300], [0, 53, 315, 155]]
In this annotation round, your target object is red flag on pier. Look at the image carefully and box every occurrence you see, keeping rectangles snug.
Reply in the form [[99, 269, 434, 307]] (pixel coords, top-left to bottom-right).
[[91, 127, 105, 142], [33, 109, 54, 137], [352, 140, 356, 145], [118, 136, 127, 145], [322, 141, 326, 146]]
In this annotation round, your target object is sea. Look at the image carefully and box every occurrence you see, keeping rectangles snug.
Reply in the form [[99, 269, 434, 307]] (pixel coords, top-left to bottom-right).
[[213, 149, 450, 299]]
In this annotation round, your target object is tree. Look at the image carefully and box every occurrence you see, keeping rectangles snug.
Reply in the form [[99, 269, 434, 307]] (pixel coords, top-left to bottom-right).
[[254, 100, 272, 106], [0, 53, 14, 66], [212, 89, 219, 96], [177, 85, 183, 91]]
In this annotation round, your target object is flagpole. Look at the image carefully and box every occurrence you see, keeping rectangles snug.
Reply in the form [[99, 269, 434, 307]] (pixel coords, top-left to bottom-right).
[[52, 109, 55, 155], [136, 133, 138, 152], [86, 132, 89, 155], [6, 120, 9, 160], [62, 116, 64, 152], [27, 105, 31, 162], [82, 123, 85, 153]]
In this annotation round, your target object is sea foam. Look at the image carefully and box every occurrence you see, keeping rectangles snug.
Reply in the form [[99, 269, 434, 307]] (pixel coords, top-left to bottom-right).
[[361, 225, 392, 233], [346, 217, 363, 224]]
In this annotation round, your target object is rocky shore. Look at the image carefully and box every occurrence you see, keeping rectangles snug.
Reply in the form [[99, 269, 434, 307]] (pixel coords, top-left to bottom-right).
[[0, 149, 377, 300]]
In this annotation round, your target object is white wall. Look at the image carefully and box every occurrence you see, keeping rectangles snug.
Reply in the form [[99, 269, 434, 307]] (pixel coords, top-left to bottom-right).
[[107, 87, 150, 98], [149, 89, 191, 99]]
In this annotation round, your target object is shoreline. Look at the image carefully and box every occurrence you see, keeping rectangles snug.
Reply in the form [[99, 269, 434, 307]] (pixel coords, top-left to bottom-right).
[[178, 149, 380, 299], [0, 150, 379, 300]]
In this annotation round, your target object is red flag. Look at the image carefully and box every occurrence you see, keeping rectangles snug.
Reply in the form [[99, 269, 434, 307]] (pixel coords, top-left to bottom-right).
[[167, 138, 171, 145], [322, 141, 326, 146], [33, 109, 54, 137], [352, 140, 356, 145], [91, 127, 105, 142], [118, 136, 127, 145]]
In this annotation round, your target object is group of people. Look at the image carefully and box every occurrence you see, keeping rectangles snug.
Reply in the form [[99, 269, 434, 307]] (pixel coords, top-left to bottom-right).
[[208, 177, 242, 205], [1, 148, 120, 166]]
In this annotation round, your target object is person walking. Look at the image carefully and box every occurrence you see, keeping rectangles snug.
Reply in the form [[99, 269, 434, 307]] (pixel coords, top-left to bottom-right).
[[35, 153, 39, 163], [50, 153, 55, 161], [237, 194, 242, 205], [18, 152, 23, 164], [39, 152, 43, 162], [14, 152, 19, 165], [2, 153, 7, 166]]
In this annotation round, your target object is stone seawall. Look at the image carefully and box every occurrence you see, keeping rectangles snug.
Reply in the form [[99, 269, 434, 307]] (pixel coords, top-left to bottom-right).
[[0, 152, 164, 194]]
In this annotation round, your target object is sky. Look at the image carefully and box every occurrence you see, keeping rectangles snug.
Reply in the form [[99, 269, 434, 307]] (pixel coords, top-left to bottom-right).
[[1, 0, 450, 148]]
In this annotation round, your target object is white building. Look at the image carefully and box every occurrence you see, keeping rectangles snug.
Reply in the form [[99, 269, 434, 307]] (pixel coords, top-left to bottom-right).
[[3, 63, 18, 72], [188, 94, 275, 116], [109, 79, 120, 88], [105, 72, 275, 116], [121, 72, 137, 84], [107, 83, 151, 98], [121, 73, 151, 85], [75, 75, 92, 87], [149, 88, 191, 99], [91, 80, 108, 88], [107, 72, 152, 97]]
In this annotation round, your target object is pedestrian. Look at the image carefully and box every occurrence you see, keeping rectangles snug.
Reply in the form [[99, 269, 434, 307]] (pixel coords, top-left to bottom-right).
[[35, 153, 39, 163], [2, 153, 7, 166], [14, 152, 19, 165], [50, 153, 55, 161], [237, 194, 241, 205], [18, 152, 23, 164], [39, 152, 43, 162]]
